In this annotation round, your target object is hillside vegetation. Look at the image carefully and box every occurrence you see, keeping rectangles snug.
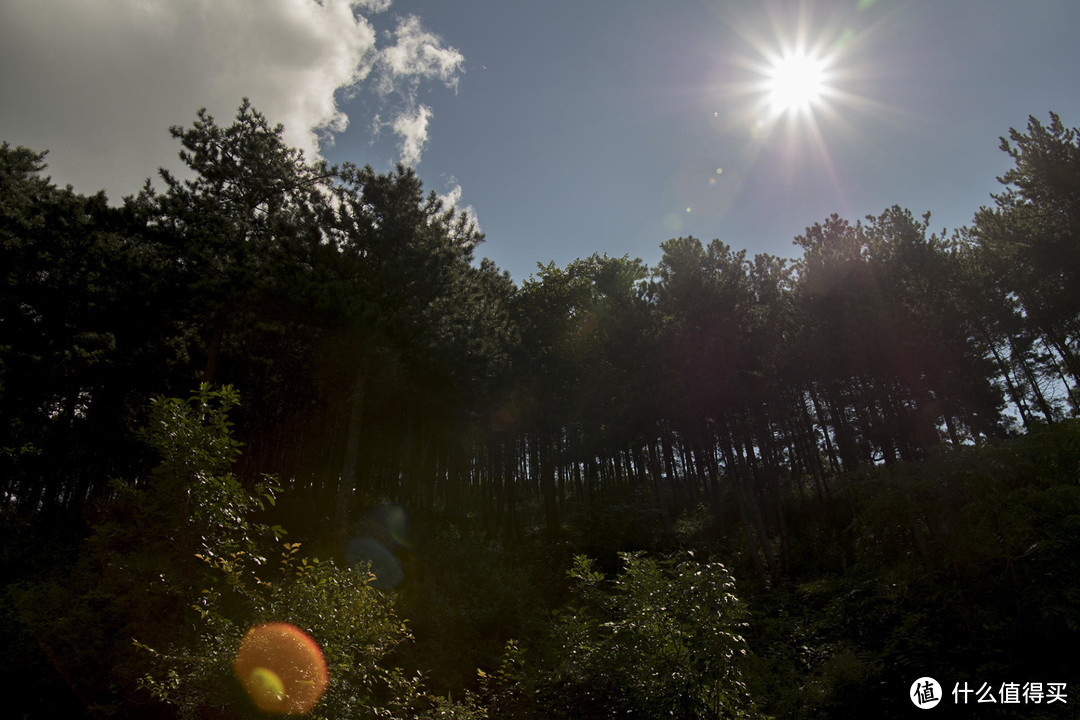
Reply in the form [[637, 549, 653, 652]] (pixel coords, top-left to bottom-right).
[[2, 105, 1079, 718]]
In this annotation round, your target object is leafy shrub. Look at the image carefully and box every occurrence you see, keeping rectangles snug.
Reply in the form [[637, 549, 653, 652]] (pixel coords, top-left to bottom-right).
[[14, 385, 487, 719], [488, 551, 756, 719]]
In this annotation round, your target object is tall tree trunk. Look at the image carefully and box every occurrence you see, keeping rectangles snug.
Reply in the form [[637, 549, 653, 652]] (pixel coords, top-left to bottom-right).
[[645, 440, 673, 536], [794, 386, 830, 499], [739, 435, 781, 582], [1012, 338, 1055, 421], [827, 381, 860, 469], [989, 340, 1032, 430], [807, 383, 841, 473], [335, 363, 366, 537], [720, 437, 767, 581], [537, 431, 559, 535], [1042, 323, 1080, 387], [661, 428, 680, 497], [203, 306, 229, 385]]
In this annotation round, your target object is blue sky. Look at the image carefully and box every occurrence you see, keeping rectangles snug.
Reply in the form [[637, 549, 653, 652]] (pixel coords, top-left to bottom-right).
[[334, 0, 1080, 281], [3, 0, 1080, 283]]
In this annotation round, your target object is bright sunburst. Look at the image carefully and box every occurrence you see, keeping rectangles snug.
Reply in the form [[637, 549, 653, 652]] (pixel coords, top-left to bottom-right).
[[764, 48, 830, 116], [707, 2, 891, 215], [721, 4, 857, 129]]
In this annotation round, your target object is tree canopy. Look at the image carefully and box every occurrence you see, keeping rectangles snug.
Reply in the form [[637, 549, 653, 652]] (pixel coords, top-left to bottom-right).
[[2, 106, 1079, 719]]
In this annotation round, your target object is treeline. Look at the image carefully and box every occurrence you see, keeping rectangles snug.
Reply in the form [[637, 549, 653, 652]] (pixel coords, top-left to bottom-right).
[[3, 103, 1079, 570]]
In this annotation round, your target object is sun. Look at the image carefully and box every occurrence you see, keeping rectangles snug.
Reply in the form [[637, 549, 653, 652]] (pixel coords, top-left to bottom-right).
[[721, 6, 848, 126], [713, 3, 889, 197], [764, 48, 830, 116]]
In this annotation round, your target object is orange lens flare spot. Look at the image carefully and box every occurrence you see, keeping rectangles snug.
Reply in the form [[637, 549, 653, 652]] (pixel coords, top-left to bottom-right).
[[234, 622, 329, 714]]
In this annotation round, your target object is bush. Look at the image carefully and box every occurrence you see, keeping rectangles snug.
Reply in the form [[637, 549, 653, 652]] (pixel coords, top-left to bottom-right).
[[13, 385, 487, 719], [488, 551, 756, 719]]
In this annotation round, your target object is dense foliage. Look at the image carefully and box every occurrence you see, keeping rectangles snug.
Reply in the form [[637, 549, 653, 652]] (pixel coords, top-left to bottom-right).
[[2, 104, 1079, 718], [498, 552, 753, 719]]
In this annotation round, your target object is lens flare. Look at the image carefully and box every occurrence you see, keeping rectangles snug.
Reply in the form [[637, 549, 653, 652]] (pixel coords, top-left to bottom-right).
[[248, 666, 285, 704], [377, 503, 410, 549], [346, 536, 403, 589], [234, 623, 328, 714]]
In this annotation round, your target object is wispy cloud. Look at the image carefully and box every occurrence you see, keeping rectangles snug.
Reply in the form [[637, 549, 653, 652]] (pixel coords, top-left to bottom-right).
[[438, 179, 482, 234], [0, 0, 465, 197], [392, 105, 432, 167], [353, 0, 392, 13], [376, 15, 466, 96], [373, 14, 465, 166]]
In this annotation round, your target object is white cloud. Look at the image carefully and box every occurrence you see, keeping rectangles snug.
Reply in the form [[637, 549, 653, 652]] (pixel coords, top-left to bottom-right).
[[0, 0, 466, 198], [438, 179, 482, 234], [392, 104, 432, 167], [353, 0, 392, 13], [440, 183, 464, 210], [370, 14, 465, 166], [376, 15, 465, 97]]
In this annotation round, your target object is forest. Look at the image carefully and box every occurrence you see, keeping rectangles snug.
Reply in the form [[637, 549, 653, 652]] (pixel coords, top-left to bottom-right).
[[2, 102, 1079, 719]]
